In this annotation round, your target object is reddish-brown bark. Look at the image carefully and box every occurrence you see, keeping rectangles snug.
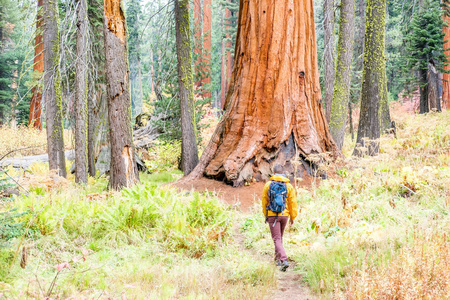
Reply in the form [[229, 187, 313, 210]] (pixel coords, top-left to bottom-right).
[[28, 0, 44, 130], [201, 0, 211, 98], [185, 0, 339, 186], [443, 14, 450, 110], [220, 35, 226, 108], [225, 4, 232, 93]]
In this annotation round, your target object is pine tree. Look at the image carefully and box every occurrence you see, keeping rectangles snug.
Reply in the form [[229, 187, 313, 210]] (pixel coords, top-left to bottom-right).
[[404, 0, 445, 113]]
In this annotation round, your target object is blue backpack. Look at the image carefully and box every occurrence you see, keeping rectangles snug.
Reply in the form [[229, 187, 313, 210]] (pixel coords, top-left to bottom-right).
[[266, 180, 287, 226]]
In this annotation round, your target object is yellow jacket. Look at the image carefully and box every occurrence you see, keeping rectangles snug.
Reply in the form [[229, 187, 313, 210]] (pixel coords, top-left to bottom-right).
[[262, 175, 298, 220]]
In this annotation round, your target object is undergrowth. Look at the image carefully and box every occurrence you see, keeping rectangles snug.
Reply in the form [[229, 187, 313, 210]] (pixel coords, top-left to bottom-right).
[[0, 169, 274, 298], [241, 110, 450, 298]]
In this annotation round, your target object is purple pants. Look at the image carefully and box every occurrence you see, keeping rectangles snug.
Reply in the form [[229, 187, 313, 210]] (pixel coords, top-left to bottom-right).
[[267, 216, 289, 261]]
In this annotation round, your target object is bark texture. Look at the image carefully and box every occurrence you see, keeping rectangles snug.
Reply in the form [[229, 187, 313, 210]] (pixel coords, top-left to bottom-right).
[[175, 0, 200, 175], [103, 0, 139, 189], [329, 0, 355, 149], [29, 0, 44, 130], [185, 0, 339, 186], [443, 14, 450, 110], [75, 0, 89, 184], [427, 62, 441, 112], [354, 0, 387, 156], [323, 0, 336, 122], [202, 0, 212, 99], [43, 0, 66, 177]]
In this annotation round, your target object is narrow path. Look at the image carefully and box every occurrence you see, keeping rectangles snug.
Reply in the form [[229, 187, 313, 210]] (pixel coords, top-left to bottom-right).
[[233, 219, 316, 300]]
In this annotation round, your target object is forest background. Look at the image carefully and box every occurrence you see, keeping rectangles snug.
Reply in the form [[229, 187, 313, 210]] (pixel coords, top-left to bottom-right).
[[0, 0, 449, 299]]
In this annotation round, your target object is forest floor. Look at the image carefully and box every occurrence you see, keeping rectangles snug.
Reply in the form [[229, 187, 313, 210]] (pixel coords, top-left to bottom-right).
[[173, 177, 318, 299]]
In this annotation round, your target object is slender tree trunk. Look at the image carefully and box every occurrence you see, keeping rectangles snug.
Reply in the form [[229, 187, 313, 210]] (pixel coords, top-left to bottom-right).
[[354, 0, 387, 156], [349, 101, 354, 140], [225, 3, 232, 92], [183, 0, 339, 186], [194, 0, 202, 84], [419, 68, 429, 114], [443, 14, 450, 110], [175, 0, 199, 175], [220, 34, 227, 109], [87, 92, 96, 177], [202, 0, 212, 98], [43, 0, 66, 177], [75, 0, 89, 184], [323, 0, 335, 122], [29, 0, 44, 130], [103, 0, 139, 189], [329, 0, 355, 149]]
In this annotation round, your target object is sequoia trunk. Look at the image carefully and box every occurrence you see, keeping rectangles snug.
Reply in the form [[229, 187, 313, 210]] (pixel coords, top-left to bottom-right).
[[354, 0, 388, 156], [443, 13, 450, 110], [329, 0, 355, 149], [43, 0, 66, 177], [184, 0, 339, 186], [175, 0, 200, 175], [29, 0, 44, 130], [75, 0, 88, 184], [103, 0, 139, 189]]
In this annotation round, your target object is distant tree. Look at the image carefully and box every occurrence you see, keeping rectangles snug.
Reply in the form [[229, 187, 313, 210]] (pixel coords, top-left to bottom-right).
[[329, 0, 355, 149], [443, 1, 450, 110], [75, 0, 88, 184], [174, 0, 199, 175], [354, 0, 388, 156], [127, 0, 143, 117], [29, 0, 44, 130], [43, 0, 66, 177], [103, 0, 139, 189], [404, 0, 445, 113]]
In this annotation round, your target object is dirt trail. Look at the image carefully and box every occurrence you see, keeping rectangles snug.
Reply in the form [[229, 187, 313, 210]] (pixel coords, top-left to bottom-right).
[[173, 178, 317, 299]]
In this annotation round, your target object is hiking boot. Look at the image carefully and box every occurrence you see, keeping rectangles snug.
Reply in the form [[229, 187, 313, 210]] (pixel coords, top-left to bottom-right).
[[275, 260, 282, 267], [280, 260, 289, 272]]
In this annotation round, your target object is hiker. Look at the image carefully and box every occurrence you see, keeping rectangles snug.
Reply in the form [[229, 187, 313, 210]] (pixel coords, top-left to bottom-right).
[[262, 164, 298, 272]]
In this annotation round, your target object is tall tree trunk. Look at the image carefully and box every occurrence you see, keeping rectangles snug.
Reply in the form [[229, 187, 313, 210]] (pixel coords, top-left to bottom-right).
[[329, 0, 355, 149], [220, 33, 226, 109], [75, 0, 89, 184], [194, 0, 202, 85], [354, 0, 387, 156], [419, 68, 429, 114], [202, 0, 212, 99], [103, 0, 139, 189], [43, 0, 66, 177], [443, 14, 450, 110], [128, 0, 143, 116], [183, 0, 339, 186], [225, 3, 232, 92], [323, 0, 335, 122], [29, 0, 44, 130], [175, 0, 199, 175]]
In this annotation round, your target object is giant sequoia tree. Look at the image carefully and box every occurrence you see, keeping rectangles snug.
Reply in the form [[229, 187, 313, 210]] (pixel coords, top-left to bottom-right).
[[185, 0, 338, 186], [103, 0, 139, 189]]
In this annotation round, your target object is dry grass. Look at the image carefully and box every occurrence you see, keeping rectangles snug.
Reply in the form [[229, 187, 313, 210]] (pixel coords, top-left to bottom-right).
[[0, 126, 73, 159], [337, 232, 450, 299]]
